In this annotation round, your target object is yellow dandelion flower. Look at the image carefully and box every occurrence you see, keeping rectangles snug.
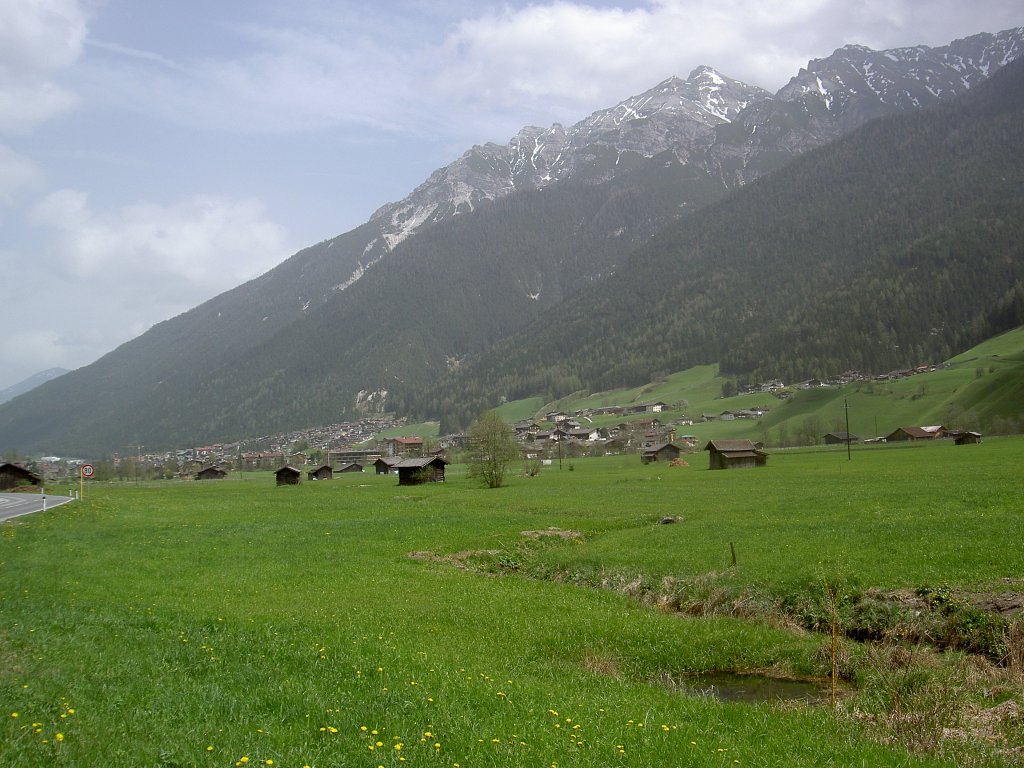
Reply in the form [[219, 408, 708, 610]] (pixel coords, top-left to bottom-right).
[[360, 725, 368, 732], [55, 733, 64, 742], [206, 745, 214, 752]]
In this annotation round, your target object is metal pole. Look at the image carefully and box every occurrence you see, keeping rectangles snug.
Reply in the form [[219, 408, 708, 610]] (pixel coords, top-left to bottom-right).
[[845, 399, 852, 461]]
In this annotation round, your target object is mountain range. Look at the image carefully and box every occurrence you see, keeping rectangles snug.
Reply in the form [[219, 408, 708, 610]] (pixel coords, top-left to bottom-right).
[[0, 369, 68, 406], [1, 27, 1022, 455]]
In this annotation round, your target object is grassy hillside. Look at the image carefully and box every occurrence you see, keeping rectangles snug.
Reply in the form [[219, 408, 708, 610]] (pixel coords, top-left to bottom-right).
[[510, 326, 1024, 445]]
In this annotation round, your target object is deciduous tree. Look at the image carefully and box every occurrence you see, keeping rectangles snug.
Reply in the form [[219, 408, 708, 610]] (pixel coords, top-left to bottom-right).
[[466, 411, 520, 489]]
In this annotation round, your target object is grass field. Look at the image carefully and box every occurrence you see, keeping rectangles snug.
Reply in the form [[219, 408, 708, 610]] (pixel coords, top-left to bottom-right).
[[2, 439, 1022, 766]]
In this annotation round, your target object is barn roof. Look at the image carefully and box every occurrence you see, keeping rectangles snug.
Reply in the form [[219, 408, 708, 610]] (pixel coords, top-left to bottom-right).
[[394, 457, 449, 468], [704, 439, 760, 453]]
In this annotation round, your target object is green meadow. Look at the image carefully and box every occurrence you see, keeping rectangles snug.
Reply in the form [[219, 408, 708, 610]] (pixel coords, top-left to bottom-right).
[[2, 439, 1023, 767]]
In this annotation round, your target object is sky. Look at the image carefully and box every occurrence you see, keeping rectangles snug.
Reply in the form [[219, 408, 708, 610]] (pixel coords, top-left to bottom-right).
[[1, 0, 1021, 391]]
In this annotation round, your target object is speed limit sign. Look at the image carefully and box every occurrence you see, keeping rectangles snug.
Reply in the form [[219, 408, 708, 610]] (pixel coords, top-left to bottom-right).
[[81, 464, 95, 478]]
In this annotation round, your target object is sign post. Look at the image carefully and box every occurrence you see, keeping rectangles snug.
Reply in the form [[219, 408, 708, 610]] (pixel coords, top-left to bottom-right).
[[80, 463, 95, 499]]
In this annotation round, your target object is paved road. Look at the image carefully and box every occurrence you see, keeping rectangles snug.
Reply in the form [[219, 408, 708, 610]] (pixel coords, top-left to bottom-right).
[[0, 492, 75, 523]]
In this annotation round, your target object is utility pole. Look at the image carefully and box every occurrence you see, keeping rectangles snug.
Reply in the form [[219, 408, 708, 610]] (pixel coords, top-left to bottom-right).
[[844, 400, 852, 461], [128, 444, 143, 484]]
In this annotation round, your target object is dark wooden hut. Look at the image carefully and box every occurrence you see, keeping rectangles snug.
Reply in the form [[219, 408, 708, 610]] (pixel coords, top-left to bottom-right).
[[336, 462, 364, 473], [394, 456, 448, 485], [824, 432, 859, 445], [955, 431, 983, 445], [275, 465, 302, 486], [640, 442, 681, 464], [0, 463, 42, 490], [195, 466, 227, 481], [374, 457, 401, 475], [704, 440, 768, 470], [307, 464, 333, 481]]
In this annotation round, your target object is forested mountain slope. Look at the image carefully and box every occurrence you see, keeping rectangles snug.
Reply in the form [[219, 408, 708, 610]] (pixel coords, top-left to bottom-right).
[[418, 57, 1024, 431], [0, 158, 726, 453]]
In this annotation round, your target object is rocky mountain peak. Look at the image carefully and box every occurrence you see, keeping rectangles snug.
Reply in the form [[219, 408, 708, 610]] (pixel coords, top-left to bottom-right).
[[357, 27, 1023, 287]]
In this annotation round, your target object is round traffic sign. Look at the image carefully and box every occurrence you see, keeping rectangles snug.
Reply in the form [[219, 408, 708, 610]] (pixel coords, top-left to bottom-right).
[[81, 464, 95, 478]]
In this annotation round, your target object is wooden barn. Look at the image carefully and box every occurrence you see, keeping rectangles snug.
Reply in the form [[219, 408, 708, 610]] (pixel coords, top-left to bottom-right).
[[195, 466, 227, 481], [704, 440, 768, 470], [824, 432, 859, 445], [307, 464, 333, 481], [336, 462, 364, 473], [886, 426, 942, 442], [275, 465, 302, 486], [394, 456, 448, 485], [640, 442, 681, 464], [374, 457, 401, 475], [0, 463, 42, 490], [955, 431, 983, 445]]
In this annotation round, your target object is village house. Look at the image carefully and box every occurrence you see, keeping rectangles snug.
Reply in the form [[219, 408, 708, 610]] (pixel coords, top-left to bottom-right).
[[601, 437, 628, 455], [438, 434, 468, 451], [329, 449, 381, 466], [385, 437, 424, 457], [704, 440, 768, 470], [565, 427, 600, 442], [885, 426, 944, 442], [626, 402, 667, 414]]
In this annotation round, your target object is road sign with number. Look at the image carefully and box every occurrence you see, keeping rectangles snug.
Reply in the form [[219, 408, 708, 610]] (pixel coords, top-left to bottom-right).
[[81, 464, 95, 478]]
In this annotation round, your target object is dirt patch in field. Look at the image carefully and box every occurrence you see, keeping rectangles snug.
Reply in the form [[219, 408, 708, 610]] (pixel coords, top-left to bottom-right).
[[971, 593, 1024, 615], [520, 528, 582, 540], [407, 549, 501, 569], [884, 588, 1024, 616]]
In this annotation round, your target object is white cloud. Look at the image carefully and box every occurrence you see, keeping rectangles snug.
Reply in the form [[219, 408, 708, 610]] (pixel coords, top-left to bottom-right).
[[31, 190, 290, 299], [0, 0, 87, 134], [78, 1, 1024, 147], [0, 143, 42, 203], [3, 190, 293, 385]]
